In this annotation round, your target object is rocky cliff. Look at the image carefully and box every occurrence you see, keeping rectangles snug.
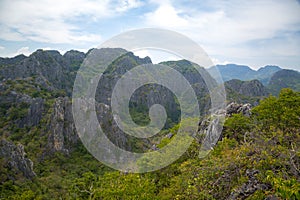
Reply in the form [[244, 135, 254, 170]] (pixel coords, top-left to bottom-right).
[[225, 79, 269, 104], [0, 139, 36, 180], [0, 47, 296, 184], [0, 48, 216, 172], [0, 49, 85, 95]]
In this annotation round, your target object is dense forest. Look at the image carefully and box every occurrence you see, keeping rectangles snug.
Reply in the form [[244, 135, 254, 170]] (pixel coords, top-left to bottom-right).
[[0, 49, 299, 199]]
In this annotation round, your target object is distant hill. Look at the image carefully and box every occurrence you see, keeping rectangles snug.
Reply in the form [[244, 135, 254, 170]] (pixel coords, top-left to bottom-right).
[[267, 69, 300, 95], [225, 79, 269, 104], [0, 54, 27, 67], [208, 64, 282, 85]]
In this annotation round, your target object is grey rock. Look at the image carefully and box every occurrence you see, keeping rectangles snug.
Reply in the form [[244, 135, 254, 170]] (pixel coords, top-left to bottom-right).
[[0, 86, 44, 128], [0, 49, 86, 96], [227, 169, 270, 200], [151, 144, 159, 151], [197, 102, 251, 147], [0, 54, 27, 67], [226, 102, 251, 117], [47, 97, 77, 154], [225, 79, 269, 97], [197, 113, 225, 151], [17, 97, 44, 128], [0, 139, 36, 179]]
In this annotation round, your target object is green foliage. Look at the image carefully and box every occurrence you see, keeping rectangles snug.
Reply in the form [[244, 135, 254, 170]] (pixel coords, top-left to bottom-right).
[[70, 172, 157, 200], [8, 105, 29, 120], [223, 113, 252, 142], [266, 170, 300, 200], [2, 78, 65, 99], [252, 88, 300, 132], [1, 88, 299, 199]]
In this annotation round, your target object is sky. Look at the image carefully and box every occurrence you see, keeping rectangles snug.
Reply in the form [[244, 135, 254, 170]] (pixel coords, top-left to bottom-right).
[[0, 0, 300, 70]]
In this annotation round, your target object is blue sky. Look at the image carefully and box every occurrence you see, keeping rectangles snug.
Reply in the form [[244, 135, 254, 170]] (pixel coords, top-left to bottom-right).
[[0, 0, 300, 70]]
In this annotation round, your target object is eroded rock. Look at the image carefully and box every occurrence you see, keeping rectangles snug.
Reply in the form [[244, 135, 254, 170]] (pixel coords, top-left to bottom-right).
[[0, 139, 36, 180]]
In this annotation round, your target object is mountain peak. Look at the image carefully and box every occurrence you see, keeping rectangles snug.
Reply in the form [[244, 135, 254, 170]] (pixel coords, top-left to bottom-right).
[[217, 63, 253, 70], [257, 65, 281, 72], [31, 49, 62, 57], [267, 69, 300, 95], [209, 64, 282, 85]]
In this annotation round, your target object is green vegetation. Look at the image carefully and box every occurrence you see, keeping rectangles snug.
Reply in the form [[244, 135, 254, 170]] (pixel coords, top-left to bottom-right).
[[267, 70, 300, 95], [1, 87, 299, 199]]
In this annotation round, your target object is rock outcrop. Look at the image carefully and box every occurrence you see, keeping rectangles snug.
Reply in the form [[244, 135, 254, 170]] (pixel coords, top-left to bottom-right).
[[225, 79, 269, 97], [197, 102, 252, 147], [47, 97, 77, 154], [0, 84, 44, 128], [227, 169, 270, 200], [17, 97, 44, 128], [0, 49, 85, 96], [225, 102, 251, 117], [0, 139, 36, 180]]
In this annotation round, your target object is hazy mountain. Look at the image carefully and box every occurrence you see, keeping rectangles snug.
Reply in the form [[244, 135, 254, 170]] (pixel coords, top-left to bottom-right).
[[225, 79, 269, 104], [267, 69, 300, 95], [255, 65, 282, 85], [208, 64, 282, 85]]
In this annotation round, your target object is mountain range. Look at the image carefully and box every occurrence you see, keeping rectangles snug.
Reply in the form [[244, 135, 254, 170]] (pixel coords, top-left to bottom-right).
[[0, 48, 299, 199], [208, 63, 300, 96], [209, 64, 281, 84]]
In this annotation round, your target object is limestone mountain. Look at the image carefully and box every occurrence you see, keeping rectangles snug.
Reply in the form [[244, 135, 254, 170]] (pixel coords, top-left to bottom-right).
[[256, 65, 282, 84], [208, 64, 282, 85], [267, 69, 300, 95], [0, 48, 215, 181], [0, 49, 299, 199], [0, 54, 27, 67], [0, 49, 85, 95], [225, 79, 269, 104]]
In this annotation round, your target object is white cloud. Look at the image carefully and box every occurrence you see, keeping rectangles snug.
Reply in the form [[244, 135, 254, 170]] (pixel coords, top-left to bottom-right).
[[143, 0, 300, 69], [0, 0, 142, 44], [145, 0, 300, 45], [144, 3, 188, 28], [0, 25, 26, 41], [133, 49, 151, 58], [210, 57, 231, 66], [16, 47, 31, 56], [133, 48, 181, 64], [0, 46, 5, 50], [116, 0, 144, 12]]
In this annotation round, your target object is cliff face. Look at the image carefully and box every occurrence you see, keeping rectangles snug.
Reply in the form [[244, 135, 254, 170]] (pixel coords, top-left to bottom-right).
[[1, 47, 292, 184], [46, 97, 77, 154], [0, 48, 216, 172], [0, 139, 36, 180], [0, 49, 85, 95], [45, 96, 130, 155], [225, 79, 269, 104], [0, 86, 44, 128], [226, 79, 269, 97], [93, 51, 214, 128], [197, 102, 252, 149]]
